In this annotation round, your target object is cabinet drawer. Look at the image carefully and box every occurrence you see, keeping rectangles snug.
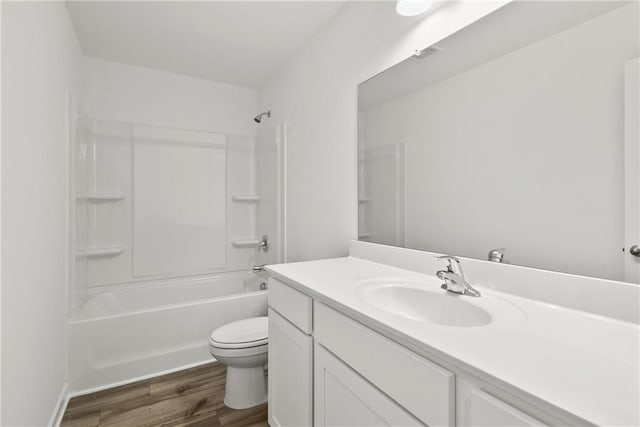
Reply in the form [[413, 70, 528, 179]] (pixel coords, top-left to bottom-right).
[[268, 278, 312, 334], [314, 303, 455, 426], [467, 390, 546, 427]]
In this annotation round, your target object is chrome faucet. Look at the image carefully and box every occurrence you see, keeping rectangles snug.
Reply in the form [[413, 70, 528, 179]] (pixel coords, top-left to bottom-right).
[[252, 264, 266, 273], [435, 255, 481, 297]]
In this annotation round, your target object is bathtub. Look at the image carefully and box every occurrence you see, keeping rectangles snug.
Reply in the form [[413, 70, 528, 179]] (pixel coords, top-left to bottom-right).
[[68, 272, 267, 394]]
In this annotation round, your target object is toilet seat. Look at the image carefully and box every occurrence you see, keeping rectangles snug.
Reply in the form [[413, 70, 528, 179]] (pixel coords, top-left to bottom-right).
[[209, 316, 268, 349], [209, 343, 267, 359]]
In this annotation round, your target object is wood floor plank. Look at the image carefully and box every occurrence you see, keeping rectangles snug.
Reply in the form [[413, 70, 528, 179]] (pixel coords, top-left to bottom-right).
[[169, 413, 223, 427], [150, 364, 226, 401], [217, 404, 268, 427], [100, 381, 219, 426], [60, 362, 267, 427], [100, 395, 212, 426], [60, 410, 101, 427], [64, 381, 151, 417]]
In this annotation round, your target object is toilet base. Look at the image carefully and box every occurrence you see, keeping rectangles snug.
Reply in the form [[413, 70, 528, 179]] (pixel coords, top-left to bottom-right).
[[223, 365, 267, 409]]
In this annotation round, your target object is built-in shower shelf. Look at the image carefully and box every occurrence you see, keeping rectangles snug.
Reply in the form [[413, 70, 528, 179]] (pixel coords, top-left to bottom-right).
[[77, 192, 125, 202], [76, 246, 126, 257], [231, 194, 260, 202], [231, 239, 260, 248], [358, 197, 371, 204]]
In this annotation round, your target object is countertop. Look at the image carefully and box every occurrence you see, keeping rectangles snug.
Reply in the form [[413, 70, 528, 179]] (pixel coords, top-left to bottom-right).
[[267, 256, 640, 426]]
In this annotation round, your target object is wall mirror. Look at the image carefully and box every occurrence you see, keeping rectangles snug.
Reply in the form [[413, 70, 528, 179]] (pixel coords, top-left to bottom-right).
[[358, 1, 640, 283]]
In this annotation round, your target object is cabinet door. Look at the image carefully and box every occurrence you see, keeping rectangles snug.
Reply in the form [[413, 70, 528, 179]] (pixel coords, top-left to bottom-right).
[[314, 344, 424, 427], [268, 308, 313, 427], [466, 390, 546, 427]]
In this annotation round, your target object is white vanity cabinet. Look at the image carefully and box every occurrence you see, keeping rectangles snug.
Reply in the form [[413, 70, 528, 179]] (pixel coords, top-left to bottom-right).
[[268, 277, 555, 427], [267, 280, 313, 427]]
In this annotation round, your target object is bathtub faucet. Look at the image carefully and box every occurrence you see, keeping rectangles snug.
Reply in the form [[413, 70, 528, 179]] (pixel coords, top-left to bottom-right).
[[252, 264, 266, 273]]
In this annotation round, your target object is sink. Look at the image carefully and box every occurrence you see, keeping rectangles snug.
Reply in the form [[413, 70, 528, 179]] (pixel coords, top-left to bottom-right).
[[355, 279, 492, 327]]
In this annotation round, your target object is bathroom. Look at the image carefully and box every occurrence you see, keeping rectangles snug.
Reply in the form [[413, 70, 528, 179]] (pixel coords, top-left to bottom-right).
[[1, 0, 639, 426]]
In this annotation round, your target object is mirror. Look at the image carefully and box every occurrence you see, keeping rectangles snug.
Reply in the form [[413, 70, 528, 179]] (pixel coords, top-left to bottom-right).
[[358, 1, 640, 282]]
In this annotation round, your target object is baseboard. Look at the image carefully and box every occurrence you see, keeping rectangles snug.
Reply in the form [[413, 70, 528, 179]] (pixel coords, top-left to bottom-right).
[[48, 382, 70, 427], [68, 359, 215, 399]]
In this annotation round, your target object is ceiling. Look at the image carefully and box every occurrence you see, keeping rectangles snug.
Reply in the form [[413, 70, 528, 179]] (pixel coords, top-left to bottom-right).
[[66, 1, 346, 88], [359, 1, 632, 110]]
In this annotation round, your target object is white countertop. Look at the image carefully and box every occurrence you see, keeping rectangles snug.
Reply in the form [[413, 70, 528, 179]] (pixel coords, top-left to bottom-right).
[[267, 256, 640, 426]]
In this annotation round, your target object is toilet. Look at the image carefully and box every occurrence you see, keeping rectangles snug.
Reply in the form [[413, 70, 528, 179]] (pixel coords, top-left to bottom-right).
[[209, 316, 269, 409]]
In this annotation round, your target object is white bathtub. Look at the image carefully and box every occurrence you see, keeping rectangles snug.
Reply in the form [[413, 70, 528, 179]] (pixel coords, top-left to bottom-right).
[[68, 272, 267, 394]]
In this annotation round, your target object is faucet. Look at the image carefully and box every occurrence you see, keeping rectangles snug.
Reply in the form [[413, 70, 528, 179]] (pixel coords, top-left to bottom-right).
[[435, 255, 481, 297], [252, 264, 266, 273]]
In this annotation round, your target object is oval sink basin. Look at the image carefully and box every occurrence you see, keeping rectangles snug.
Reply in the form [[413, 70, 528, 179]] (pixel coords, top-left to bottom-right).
[[357, 280, 492, 327]]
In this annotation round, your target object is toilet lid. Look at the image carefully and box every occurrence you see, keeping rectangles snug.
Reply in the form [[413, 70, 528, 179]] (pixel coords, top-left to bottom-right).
[[209, 316, 268, 349]]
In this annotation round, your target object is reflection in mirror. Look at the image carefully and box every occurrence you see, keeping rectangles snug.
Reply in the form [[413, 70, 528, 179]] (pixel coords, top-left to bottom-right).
[[358, 1, 639, 282]]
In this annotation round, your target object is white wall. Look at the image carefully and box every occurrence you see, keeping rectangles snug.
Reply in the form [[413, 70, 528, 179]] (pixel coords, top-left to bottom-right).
[[258, 1, 509, 262], [0, 2, 4, 423], [362, 4, 639, 281], [1, 2, 82, 425], [82, 57, 257, 136]]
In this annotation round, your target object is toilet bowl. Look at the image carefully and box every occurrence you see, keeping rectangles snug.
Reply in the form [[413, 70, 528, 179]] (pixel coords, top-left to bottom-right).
[[209, 316, 268, 409]]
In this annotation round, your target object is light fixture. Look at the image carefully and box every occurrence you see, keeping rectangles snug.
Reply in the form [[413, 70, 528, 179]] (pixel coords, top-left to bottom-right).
[[396, 0, 434, 17]]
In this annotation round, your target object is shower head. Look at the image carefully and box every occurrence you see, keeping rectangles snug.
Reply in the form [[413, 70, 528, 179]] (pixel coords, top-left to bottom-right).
[[254, 110, 271, 123]]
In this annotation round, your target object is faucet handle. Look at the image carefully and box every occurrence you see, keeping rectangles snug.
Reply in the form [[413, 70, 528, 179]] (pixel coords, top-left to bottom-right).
[[435, 255, 480, 297], [435, 255, 459, 270], [435, 254, 464, 276]]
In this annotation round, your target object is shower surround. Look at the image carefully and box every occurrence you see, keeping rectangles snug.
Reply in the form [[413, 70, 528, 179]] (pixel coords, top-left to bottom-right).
[[68, 102, 283, 394]]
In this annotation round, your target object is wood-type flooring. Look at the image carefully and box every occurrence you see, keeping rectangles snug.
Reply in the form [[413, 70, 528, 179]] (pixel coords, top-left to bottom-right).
[[61, 362, 268, 427]]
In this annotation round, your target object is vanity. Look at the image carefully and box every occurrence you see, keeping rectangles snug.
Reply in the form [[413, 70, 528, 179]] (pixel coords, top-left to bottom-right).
[[266, 242, 639, 427], [266, 1, 640, 425]]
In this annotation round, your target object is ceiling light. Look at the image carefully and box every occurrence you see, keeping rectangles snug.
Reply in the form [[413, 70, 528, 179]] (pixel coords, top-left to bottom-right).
[[396, 0, 434, 17]]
